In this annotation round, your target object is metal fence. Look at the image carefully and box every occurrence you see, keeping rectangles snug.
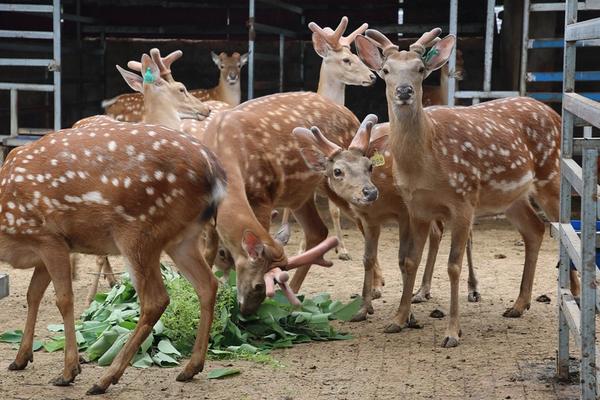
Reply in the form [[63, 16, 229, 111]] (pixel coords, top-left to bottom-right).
[[556, 1, 600, 398]]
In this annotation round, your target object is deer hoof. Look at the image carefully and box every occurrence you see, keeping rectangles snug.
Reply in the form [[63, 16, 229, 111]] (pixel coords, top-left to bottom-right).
[[441, 336, 460, 348], [338, 252, 351, 261], [350, 310, 368, 322], [50, 375, 75, 387], [86, 384, 106, 395], [502, 307, 524, 318], [371, 287, 382, 300], [411, 291, 431, 303], [8, 360, 28, 371], [176, 370, 196, 382], [468, 290, 481, 303], [384, 323, 403, 333]]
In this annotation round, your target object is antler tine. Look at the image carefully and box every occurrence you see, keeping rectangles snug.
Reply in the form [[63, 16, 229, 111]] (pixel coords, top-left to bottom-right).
[[349, 114, 378, 154], [365, 29, 399, 56], [332, 16, 349, 43], [339, 22, 368, 48], [149, 48, 182, 82], [293, 126, 342, 159], [127, 60, 142, 72], [409, 27, 443, 55], [308, 16, 349, 50]]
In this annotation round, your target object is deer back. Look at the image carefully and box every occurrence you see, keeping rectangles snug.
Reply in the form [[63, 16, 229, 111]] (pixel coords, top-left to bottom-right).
[[0, 115, 226, 262], [103, 93, 145, 122]]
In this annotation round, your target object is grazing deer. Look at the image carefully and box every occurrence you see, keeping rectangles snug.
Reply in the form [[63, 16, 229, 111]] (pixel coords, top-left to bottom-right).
[[278, 16, 377, 265], [2, 69, 228, 394], [201, 88, 364, 313], [189, 51, 248, 106], [295, 117, 481, 321], [355, 28, 575, 347], [422, 49, 464, 106], [102, 51, 243, 122]]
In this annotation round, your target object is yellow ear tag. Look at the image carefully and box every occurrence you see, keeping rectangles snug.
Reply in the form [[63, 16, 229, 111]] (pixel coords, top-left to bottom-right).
[[370, 150, 385, 167]]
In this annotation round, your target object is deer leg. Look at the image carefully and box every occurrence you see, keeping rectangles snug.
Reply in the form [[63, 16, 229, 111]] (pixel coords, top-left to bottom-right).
[[356, 219, 384, 298], [385, 217, 430, 333], [350, 223, 380, 322], [88, 249, 167, 395], [329, 200, 350, 260], [412, 220, 443, 303], [39, 245, 81, 386], [274, 208, 292, 245], [86, 257, 105, 305], [102, 257, 118, 287], [465, 231, 480, 302], [289, 199, 329, 293], [166, 225, 217, 382], [502, 198, 545, 318], [441, 216, 472, 348], [9, 266, 51, 371], [201, 223, 220, 268]]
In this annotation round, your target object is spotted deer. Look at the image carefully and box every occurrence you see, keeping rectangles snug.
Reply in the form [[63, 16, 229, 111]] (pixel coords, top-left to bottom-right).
[[295, 117, 481, 321], [202, 89, 366, 314], [2, 107, 229, 393], [189, 51, 248, 106], [354, 28, 581, 347], [278, 16, 377, 266], [102, 51, 242, 122]]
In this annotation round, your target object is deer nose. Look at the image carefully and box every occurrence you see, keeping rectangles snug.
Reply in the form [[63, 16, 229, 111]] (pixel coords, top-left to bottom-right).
[[362, 186, 378, 202], [369, 74, 377, 84], [253, 282, 265, 292], [396, 84, 414, 100]]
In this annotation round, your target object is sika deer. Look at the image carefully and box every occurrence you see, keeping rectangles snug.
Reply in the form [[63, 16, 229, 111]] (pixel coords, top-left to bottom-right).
[[2, 112, 227, 393], [355, 28, 578, 347], [295, 118, 481, 321], [102, 50, 237, 122], [279, 16, 377, 270], [189, 52, 248, 106], [202, 90, 362, 314]]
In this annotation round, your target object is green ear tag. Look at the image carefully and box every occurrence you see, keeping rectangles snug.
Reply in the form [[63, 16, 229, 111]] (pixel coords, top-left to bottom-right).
[[370, 150, 385, 167], [143, 67, 155, 84], [422, 47, 439, 64]]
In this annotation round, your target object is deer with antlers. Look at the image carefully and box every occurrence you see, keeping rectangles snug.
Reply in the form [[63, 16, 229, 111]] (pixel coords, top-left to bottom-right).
[[2, 103, 228, 392], [354, 28, 578, 347], [102, 51, 243, 122], [278, 16, 377, 267], [294, 116, 481, 321]]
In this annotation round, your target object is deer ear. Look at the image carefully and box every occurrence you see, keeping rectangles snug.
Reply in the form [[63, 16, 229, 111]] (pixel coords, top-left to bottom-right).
[[424, 35, 456, 76], [116, 65, 143, 93], [355, 35, 384, 72], [311, 32, 331, 58], [141, 53, 161, 84], [240, 52, 249, 66], [299, 148, 328, 172], [211, 51, 221, 67], [242, 230, 264, 261], [366, 135, 389, 158]]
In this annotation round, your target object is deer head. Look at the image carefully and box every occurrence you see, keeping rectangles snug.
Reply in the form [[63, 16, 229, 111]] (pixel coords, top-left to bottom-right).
[[310, 16, 376, 88], [356, 28, 456, 108], [294, 114, 386, 207], [211, 51, 249, 85], [116, 48, 210, 125], [236, 230, 338, 315]]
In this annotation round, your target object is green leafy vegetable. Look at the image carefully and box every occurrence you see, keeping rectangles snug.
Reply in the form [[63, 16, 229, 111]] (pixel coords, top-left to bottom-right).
[[1, 265, 361, 369], [207, 367, 240, 379]]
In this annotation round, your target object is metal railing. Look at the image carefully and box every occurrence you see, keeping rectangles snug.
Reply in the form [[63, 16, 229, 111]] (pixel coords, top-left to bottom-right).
[[0, 0, 61, 147], [557, 1, 600, 398]]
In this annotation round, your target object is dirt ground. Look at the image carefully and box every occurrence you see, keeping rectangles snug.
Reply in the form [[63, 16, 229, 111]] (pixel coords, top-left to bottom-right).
[[0, 216, 584, 400]]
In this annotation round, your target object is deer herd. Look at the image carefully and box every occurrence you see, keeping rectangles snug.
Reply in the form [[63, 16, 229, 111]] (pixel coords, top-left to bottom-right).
[[0, 16, 571, 395]]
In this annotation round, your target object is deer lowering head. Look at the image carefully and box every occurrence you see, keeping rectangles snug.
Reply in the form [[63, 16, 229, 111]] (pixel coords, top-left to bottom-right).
[[356, 28, 455, 110], [117, 48, 210, 128], [294, 114, 385, 206], [310, 16, 376, 104]]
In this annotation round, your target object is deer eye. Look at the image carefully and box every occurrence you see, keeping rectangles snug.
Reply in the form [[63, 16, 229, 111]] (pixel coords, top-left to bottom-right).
[[179, 88, 185, 93], [418, 66, 425, 73], [343, 58, 351, 64], [333, 168, 343, 177], [368, 163, 374, 173], [382, 67, 389, 75]]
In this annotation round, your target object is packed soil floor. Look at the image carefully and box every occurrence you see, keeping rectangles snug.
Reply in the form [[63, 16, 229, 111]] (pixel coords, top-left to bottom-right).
[[0, 214, 587, 400]]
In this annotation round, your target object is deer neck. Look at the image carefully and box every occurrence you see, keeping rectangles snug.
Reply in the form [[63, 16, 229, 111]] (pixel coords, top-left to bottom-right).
[[216, 75, 241, 106], [317, 62, 345, 105], [142, 94, 181, 130], [388, 101, 434, 173]]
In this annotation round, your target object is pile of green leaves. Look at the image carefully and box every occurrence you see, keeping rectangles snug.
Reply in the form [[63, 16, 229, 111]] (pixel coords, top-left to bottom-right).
[[1, 265, 361, 369]]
